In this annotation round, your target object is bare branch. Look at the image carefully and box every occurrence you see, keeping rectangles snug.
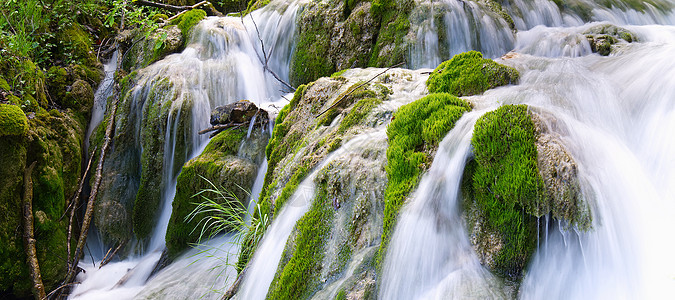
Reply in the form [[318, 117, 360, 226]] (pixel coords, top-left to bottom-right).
[[316, 61, 405, 117], [23, 161, 46, 300]]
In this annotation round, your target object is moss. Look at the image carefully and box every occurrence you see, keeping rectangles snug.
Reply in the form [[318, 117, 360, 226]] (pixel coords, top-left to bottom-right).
[[336, 97, 381, 134], [176, 9, 207, 40], [0, 104, 29, 136], [378, 93, 471, 265], [426, 51, 519, 96], [331, 69, 348, 78], [0, 135, 28, 295], [165, 128, 253, 259], [56, 22, 98, 67], [290, 6, 336, 87], [266, 179, 334, 299], [470, 104, 542, 278], [368, 0, 413, 67], [46, 66, 69, 102], [64, 80, 95, 115], [0, 77, 10, 91]]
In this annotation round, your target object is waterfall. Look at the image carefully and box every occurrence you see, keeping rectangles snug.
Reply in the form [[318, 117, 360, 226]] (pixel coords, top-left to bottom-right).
[[380, 110, 504, 299], [71, 1, 299, 298]]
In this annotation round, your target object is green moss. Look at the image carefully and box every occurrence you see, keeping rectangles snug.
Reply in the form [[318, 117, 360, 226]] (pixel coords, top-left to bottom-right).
[[0, 77, 10, 91], [0, 104, 29, 136], [470, 104, 542, 277], [290, 6, 336, 87], [336, 97, 382, 133], [369, 0, 413, 67], [165, 128, 252, 258], [426, 51, 519, 96], [56, 23, 98, 67], [331, 69, 348, 78], [378, 93, 471, 265], [266, 179, 334, 299], [176, 9, 207, 40]]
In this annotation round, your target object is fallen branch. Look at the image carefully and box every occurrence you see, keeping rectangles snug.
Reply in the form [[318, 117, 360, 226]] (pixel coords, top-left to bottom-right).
[[65, 148, 96, 271], [134, 0, 224, 17], [221, 266, 247, 300], [316, 61, 405, 117], [244, 12, 295, 92], [199, 122, 248, 135], [99, 240, 127, 269], [64, 59, 122, 287], [45, 282, 80, 299], [23, 161, 46, 300]]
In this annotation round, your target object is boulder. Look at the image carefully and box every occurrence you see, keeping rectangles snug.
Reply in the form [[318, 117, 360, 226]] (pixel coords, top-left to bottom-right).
[[210, 100, 267, 125]]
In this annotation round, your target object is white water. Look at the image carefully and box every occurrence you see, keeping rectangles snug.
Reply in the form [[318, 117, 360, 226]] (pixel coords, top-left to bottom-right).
[[72, 1, 299, 298], [85, 50, 118, 150], [380, 110, 505, 299], [383, 16, 675, 300]]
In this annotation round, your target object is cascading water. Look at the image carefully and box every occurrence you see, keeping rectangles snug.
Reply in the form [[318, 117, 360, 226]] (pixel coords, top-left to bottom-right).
[[383, 8, 675, 298], [69, 0, 675, 298], [380, 110, 505, 299], [70, 1, 299, 298]]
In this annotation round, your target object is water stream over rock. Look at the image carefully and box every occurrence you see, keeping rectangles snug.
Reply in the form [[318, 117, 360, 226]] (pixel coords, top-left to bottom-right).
[[71, 0, 675, 299]]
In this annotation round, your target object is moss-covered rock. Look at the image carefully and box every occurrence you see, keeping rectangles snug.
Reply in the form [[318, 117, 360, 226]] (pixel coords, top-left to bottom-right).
[[0, 104, 29, 136], [122, 25, 184, 71], [467, 104, 541, 278], [368, 0, 414, 68], [426, 51, 519, 96], [56, 22, 100, 69], [176, 9, 207, 40], [165, 126, 267, 259], [378, 93, 471, 265], [584, 24, 635, 56], [0, 108, 84, 297]]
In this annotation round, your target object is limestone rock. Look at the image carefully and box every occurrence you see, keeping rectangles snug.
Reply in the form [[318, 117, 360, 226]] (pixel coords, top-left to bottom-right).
[[584, 24, 635, 56], [210, 100, 267, 125]]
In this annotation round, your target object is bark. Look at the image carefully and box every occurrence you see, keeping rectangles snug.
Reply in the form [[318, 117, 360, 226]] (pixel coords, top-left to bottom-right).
[[99, 241, 127, 269], [23, 161, 46, 300]]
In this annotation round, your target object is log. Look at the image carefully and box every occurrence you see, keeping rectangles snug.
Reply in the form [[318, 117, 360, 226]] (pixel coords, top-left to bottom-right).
[[221, 266, 247, 300], [99, 240, 127, 268], [23, 161, 46, 300]]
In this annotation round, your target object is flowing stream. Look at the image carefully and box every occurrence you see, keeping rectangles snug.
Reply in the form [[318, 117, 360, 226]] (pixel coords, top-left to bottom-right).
[[71, 0, 675, 298]]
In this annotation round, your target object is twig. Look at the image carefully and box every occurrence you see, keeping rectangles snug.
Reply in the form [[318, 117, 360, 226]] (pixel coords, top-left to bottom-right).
[[65, 148, 97, 272], [316, 61, 405, 117], [46, 282, 80, 299], [242, 11, 296, 92], [99, 241, 127, 268], [199, 122, 248, 135]]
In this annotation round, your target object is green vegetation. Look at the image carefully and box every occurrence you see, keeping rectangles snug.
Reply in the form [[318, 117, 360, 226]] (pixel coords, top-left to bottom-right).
[[175, 9, 207, 40], [290, 8, 335, 87], [378, 93, 471, 265], [165, 128, 254, 258], [266, 179, 334, 299], [369, 0, 414, 67], [0, 104, 29, 136], [469, 104, 542, 277], [426, 51, 519, 96]]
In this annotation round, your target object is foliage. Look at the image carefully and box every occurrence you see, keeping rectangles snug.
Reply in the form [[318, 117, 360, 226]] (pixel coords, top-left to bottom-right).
[[368, 0, 413, 67], [470, 104, 542, 277], [426, 51, 519, 96], [378, 93, 470, 265]]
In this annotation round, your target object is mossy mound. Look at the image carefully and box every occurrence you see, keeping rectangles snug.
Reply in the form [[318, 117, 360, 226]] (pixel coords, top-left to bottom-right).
[[583, 24, 635, 56], [426, 51, 519, 96], [378, 93, 471, 264], [0, 104, 29, 136], [0, 109, 83, 296], [165, 128, 261, 259], [122, 25, 184, 71], [175, 9, 207, 40], [467, 104, 541, 278]]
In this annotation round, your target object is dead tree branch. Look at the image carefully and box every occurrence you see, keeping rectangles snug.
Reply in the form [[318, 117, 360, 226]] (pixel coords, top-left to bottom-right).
[[23, 161, 46, 300], [220, 266, 247, 300], [134, 0, 223, 16], [65, 148, 96, 272], [99, 240, 127, 269], [316, 61, 405, 117], [243, 13, 295, 92]]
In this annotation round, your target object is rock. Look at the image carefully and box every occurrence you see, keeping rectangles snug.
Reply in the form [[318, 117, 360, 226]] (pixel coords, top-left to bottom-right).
[[210, 100, 265, 125], [165, 126, 267, 259], [122, 25, 184, 71], [426, 51, 519, 96], [583, 24, 635, 56]]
